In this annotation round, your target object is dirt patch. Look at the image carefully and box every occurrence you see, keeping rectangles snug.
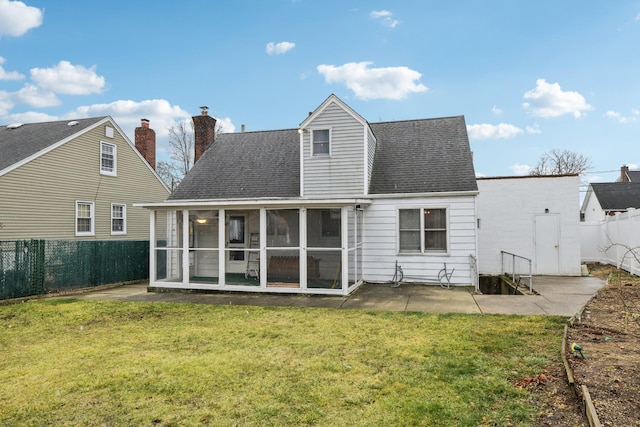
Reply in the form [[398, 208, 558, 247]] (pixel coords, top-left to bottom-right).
[[565, 263, 640, 426]]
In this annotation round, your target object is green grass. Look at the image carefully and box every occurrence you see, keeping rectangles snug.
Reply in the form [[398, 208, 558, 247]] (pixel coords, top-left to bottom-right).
[[0, 299, 566, 426]]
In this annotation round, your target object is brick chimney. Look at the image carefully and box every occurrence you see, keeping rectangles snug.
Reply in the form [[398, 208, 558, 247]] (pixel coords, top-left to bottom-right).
[[621, 165, 630, 182], [135, 118, 156, 169], [192, 106, 217, 164]]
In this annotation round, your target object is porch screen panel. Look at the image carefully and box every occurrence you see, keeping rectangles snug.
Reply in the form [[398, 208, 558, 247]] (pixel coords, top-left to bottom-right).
[[267, 209, 300, 287], [307, 208, 341, 248], [267, 209, 299, 247], [155, 210, 182, 282], [306, 250, 340, 289], [188, 210, 219, 284]]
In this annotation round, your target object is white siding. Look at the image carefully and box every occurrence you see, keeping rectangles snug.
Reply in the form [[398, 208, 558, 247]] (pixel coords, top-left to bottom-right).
[[582, 191, 606, 221], [362, 195, 477, 285], [366, 127, 376, 194], [477, 176, 581, 276], [303, 102, 365, 197]]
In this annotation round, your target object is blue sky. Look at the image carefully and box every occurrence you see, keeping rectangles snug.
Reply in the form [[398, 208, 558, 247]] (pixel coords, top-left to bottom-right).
[[1, 0, 639, 188]]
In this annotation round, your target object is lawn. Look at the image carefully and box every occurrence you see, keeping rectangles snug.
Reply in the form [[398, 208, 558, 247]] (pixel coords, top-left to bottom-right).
[[0, 299, 566, 426]]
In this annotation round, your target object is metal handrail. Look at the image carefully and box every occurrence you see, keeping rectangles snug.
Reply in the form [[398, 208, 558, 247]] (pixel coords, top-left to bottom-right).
[[500, 251, 533, 294]]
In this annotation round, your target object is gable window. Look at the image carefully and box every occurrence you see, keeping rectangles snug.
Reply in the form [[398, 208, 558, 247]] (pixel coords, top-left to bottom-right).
[[76, 201, 94, 236], [312, 129, 330, 155], [398, 208, 448, 253], [100, 141, 116, 175], [111, 203, 126, 234]]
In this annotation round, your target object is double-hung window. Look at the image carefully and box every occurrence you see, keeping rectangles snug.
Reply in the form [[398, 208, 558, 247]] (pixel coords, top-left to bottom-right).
[[76, 201, 94, 236], [398, 208, 448, 253], [111, 203, 126, 235], [312, 129, 330, 156], [100, 141, 116, 175]]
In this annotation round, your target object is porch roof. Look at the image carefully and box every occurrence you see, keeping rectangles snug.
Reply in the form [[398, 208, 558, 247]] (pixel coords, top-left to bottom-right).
[[136, 197, 373, 210]]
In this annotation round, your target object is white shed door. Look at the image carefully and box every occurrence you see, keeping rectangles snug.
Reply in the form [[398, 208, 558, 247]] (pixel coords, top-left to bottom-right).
[[534, 214, 559, 275]]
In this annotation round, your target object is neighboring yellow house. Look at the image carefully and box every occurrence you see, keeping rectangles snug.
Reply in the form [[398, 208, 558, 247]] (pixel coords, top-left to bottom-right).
[[0, 116, 170, 240]]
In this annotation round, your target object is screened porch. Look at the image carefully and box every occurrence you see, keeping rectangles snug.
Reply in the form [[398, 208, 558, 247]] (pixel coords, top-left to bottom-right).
[[149, 204, 366, 295]]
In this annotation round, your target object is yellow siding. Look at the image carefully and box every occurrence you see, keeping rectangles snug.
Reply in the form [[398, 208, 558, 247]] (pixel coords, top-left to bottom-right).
[[0, 121, 169, 240]]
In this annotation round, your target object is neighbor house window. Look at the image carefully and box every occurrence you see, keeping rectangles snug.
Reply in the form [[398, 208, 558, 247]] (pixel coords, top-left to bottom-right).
[[398, 208, 448, 253], [100, 141, 116, 175], [312, 129, 330, 155], [111, 203, 126, 234], [105, 126, 114, 138], [76, 201, 94, 236]]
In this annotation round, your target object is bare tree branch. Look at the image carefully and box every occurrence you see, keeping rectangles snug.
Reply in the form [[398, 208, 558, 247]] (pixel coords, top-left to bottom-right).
[[529, 149, 592, 176]]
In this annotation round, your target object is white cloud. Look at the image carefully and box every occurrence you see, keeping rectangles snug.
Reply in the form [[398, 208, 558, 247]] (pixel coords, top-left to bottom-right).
[[526, 123, 541, 134], [522, 79, 592, 118], [0, 0, 43, 37], [0, 56, 24, 80], [492, 105, 503, 115], [317, 61, 428, 100], [67, 99, 190, 140], [0, 90, 14, 115], [511, 163, 532, 175], [605, 109, 637, 123], [3, 111, 57, 124], [30, 61, 105, 95], [266, 41, 295, 55], [215, 117, 235, 133], [370, 10, 399, 28], [12, 83, 60, 107], [466, 123, 523, 140]]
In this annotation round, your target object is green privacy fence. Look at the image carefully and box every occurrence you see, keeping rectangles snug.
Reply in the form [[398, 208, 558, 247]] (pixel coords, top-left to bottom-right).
[[0, 240, 149, 300]]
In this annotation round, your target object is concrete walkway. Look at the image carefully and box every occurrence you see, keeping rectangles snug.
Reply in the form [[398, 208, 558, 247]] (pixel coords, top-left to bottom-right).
[[71, 275, 606, 317]]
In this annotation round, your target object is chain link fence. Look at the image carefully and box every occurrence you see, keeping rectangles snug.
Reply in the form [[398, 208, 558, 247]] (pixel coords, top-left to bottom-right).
[[0, 240, 149, 300]]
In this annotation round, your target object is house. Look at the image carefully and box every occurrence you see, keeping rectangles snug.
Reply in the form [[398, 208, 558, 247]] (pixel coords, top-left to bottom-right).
[[617, 165, 640, 182], [138, 95, 478, 295], [580, 182, 640, 222], [0, 116, 170, 296], [0, 117, 170, 240], [477, 175, 581, 277]]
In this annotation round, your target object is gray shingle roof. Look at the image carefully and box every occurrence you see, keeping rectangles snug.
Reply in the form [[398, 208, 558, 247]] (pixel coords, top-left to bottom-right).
[[627, 170, 640, 182], [168, 129, 300, 200], [369, 116, 477, 194], [0, 117, 107, 172], [168, 115, 477, 200], [591, 182, 640, 210]]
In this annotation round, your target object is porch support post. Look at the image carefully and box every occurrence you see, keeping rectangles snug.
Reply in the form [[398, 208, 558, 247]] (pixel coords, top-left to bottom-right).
[[341, 206, 348, 292], [259, 208, 266, 287], [182, 209, 190, 286], [149, 210, 156, 285], [300, 208, 307, 290], [219, 209, 226, 285]]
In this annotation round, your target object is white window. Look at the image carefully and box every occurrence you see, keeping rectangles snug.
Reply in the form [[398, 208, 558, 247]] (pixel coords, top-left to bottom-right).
[[100, 141, 117, 176], [398, 208, 448, 253], [76, 201, 95, 236], [111, 203, 126, 235], [312, 129, 330, 155]]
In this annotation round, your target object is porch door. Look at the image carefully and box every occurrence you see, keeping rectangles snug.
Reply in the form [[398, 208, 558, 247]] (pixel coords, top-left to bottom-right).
[[227, 215, 246, 274], [534, 214, 560, 275]]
